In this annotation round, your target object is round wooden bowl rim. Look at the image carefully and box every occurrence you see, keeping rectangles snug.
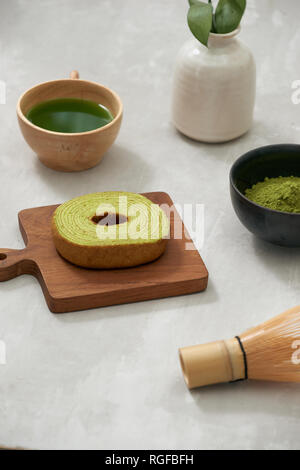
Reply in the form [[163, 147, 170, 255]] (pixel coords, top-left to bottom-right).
[[16, 78, 123, 137]]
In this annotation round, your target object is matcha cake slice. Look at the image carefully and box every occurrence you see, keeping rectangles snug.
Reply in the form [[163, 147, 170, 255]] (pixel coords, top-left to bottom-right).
[[52, 191, 170, 269]]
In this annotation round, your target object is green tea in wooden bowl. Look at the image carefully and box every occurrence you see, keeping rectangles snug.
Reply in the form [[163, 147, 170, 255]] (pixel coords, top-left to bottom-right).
[[26, 98, 114, 133], [17, 71, 123, 171]]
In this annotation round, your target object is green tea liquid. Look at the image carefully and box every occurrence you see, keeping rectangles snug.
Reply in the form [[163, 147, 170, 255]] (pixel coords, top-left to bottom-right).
[[26, 98, 114, 133]]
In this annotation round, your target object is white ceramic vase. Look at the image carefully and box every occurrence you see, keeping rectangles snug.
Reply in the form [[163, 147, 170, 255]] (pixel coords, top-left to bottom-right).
[[172, 28, 256, 143]]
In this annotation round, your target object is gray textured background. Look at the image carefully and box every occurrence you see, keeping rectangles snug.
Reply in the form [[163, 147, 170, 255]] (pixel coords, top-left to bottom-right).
[[0, 0, 300, 450]]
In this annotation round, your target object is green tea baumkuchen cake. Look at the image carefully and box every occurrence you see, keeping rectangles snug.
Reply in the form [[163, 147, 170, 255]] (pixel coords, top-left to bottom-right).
[[52, 192, 170, 269]]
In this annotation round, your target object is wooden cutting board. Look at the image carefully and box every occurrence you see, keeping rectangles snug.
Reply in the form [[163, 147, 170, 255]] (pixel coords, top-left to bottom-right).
[[0, 192, 208, 313]]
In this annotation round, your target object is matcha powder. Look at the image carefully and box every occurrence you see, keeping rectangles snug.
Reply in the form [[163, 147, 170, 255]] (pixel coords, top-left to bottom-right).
[[245, 176, 300, 213]]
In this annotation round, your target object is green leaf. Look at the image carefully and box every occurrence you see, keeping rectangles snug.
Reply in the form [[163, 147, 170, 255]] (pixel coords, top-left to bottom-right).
[[187, 2, 213, 47], [188, 0, 211, 6], [215, 0, 246, 34]]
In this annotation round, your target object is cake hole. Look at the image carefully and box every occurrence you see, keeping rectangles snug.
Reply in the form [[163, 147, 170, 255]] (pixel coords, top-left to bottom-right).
[[91, 212, 128, 226], [0, 253, 7, 260]]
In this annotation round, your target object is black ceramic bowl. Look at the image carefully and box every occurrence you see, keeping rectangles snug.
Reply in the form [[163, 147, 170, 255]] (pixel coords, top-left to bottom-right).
[[230, 144, 300, 247]]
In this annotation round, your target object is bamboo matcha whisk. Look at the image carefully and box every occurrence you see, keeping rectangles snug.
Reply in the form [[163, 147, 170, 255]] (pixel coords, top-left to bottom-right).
[[179, 305, 300, 389]]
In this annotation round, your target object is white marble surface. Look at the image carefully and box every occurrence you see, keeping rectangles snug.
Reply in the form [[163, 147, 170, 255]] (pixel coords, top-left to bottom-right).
[[0, 0, 300, 450]]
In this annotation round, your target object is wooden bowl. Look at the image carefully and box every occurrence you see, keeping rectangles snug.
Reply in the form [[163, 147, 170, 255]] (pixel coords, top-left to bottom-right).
[[17, 71, 123, 172]]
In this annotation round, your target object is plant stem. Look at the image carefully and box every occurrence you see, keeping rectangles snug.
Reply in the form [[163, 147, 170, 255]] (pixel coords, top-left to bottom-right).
[[208, 0, 215, 33], [212, 13, 217, 32]]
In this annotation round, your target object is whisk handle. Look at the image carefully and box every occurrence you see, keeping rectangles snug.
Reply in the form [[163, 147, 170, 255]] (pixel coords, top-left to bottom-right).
[[179, 337, 246, 389]]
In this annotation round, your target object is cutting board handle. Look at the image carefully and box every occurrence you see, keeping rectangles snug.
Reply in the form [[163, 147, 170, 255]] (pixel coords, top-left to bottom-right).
[[0, 248, 36, 281]]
